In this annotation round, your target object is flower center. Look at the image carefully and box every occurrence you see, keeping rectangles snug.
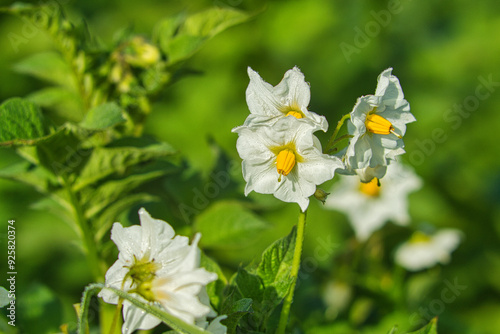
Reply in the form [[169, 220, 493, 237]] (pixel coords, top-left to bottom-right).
[[365, 114, 402, 138], [276, 149, 296, 181], [127, 256, 159, 287], [286, 111, 303, 119], [409, 231, 432, 244], [359, 177, 380, 197]]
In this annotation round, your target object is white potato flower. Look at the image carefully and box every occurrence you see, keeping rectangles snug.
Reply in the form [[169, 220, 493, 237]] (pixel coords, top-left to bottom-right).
[[395, 229, 462, 271], [98, 208, 222, 334], [233, 116, 344, 211], [244, 66, 328, 131], [345, 68, 415, 170], [325, 162, 422, 241]]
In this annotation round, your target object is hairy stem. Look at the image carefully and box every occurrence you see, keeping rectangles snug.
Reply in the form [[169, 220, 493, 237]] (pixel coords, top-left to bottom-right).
[[277, 209, 307, 334]]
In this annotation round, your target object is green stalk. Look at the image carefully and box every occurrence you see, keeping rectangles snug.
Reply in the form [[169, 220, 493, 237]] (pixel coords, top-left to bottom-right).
[[78, 284, 209, 334], [63, 178, 103, 282], [277, 209, 307, 334], [324, 113, 351, 153]]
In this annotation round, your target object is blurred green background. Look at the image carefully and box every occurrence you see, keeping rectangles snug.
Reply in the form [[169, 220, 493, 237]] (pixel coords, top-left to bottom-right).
[[1, 0, 499, 333]]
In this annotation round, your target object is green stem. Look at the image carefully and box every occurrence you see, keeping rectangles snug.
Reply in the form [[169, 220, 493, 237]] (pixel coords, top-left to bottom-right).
[[324, 113, 351, 153], [63, 178, 103, 281], [277, 209, 307, 334], [78, 283, 209, 334]]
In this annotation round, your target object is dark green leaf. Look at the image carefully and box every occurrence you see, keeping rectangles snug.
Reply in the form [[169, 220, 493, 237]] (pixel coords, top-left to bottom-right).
[[235, 267, 264, 302], [80, 102, 125, 130], [194, 200, 269, 249], [0, 98, 51, 146], [221, 298, 253, 334]]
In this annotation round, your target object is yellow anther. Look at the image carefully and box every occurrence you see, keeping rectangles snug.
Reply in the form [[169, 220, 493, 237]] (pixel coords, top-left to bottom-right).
[[365, 114, 402, 138], [359, 177, 381, 197], [286, 111, 303, 119], [276, 149, 296, 181]]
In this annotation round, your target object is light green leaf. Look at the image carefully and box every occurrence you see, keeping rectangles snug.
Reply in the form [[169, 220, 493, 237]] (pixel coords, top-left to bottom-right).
[[72, 139, 177, 191], [27, 87, 83, 123], [155, 7, 249, 64], [0, 98, 51, 146], [82, 162, 175, 219], [94, 193, 160, 241], [80, 102, 126, 130], [194, 200, 269, 249], [256, 226, 297, 289], [0, 161, 58, 193], [406, 317, 438, 334], [0, 286, 9, 308], [13, 51, 73, 87]]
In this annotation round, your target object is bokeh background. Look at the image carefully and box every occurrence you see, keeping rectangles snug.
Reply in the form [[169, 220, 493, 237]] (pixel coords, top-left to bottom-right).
[[1, 0, 499, 333]]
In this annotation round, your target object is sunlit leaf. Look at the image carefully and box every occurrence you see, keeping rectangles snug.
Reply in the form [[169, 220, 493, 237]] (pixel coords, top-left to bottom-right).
[[13, 52, 73, 87], [407, 317, 438, 334], [0, 98, 51, 146], [80, 102, 126, 130], [194, 200, 269, 249]]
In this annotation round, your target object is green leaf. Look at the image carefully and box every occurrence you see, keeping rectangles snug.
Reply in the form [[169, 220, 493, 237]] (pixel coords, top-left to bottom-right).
[[80, 102, 126, 130], [94, 193, 160, 241], [256, 226, 297, 290], [0, 98, 51, 146], [200, 253, 227, 310], [406, 317, 438, 334], [194, 200, 269, 249], [155, 7, 249, 65], [0, 286, 9, 308], [81, 164, 173, 219], [234, 267, 264, 302], [27, 87, 83, 123], [220, 297, 253, 334], [0, 161, 58, 193], [72, 139, 177, 191], [13, 51, 73, 87], [36, 123, 88, 176]]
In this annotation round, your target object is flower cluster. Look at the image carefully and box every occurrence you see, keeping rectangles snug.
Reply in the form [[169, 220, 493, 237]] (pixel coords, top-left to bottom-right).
[[98, 208, 225, 334], [232, 67, 343, 211], [233, 67, 415, 211], [341, 68, 416, 182]]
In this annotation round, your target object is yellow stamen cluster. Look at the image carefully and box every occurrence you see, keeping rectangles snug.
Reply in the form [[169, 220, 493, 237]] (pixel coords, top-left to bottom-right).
[[365, 114, 402, 138], [286, 111, 303, 119], [276, 149, 296, 182], [359, 177, 381, 197]]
